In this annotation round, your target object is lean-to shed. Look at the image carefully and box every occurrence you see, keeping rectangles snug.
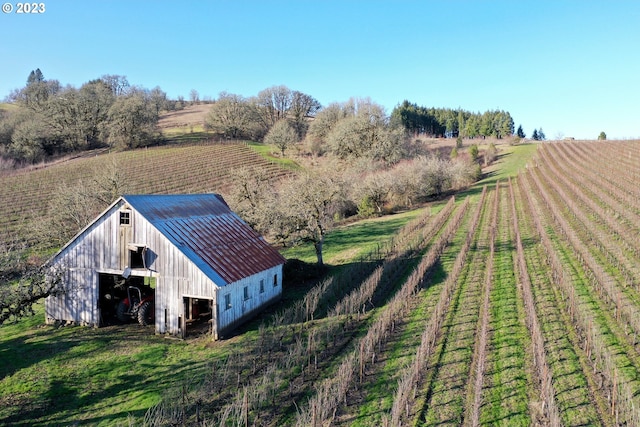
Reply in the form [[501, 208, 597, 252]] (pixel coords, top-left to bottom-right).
[[45, 194, 286, 339]]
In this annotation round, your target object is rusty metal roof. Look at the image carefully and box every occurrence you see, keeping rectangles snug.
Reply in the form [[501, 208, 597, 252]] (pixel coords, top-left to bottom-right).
[[123, 194, 285, 286]]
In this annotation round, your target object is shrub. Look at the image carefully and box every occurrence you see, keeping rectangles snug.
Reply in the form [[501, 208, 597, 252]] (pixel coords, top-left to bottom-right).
[[357, 196, 377, 218], [469, 144, 479, 162], [484, 143, 497, 166]]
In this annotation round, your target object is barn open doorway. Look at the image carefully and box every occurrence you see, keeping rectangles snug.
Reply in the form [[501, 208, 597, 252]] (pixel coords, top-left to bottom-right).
[[98, 273, 155, 326], [182, 296, 213, 337]]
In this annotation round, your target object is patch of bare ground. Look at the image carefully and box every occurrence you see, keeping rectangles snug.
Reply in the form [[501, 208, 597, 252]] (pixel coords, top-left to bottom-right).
[[158, 104, 211, 130]]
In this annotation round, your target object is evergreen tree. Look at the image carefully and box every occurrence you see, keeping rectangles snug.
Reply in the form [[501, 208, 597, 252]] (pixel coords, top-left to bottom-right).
[[516, 124, 525, 138], [538, 128, 546, 140], [27, 68, 45, 85], [498, 110, 514, 138], [469, 144, 479, 162], [532, 129, 539, 141], [598, 131, 607, 140]]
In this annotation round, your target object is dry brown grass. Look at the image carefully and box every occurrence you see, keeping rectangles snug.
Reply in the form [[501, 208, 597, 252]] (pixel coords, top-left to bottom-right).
[[157, 104, 211, 130]]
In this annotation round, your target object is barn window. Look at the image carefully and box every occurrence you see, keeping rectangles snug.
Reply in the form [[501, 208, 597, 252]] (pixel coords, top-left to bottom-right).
[[243, 286, 250, 300], [119, 210, 131, 226], [259, 279, 265, 293], [224, 294, 231, 310], [129, 245, 145, 269], [273, 274, 278, 287]]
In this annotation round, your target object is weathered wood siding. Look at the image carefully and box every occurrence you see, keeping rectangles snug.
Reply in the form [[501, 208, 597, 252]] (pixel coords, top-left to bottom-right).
[[216, 265, 283, 336], [46, 198, 284, 338], [45, 202, 123, 326]]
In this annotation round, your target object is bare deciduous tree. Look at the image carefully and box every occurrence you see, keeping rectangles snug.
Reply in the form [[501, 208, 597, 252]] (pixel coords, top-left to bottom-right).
[[189, 89, 200, 105], [101, 74, 130, 97], [103, 91, 160, 149], [306, 102, 351, 142], [30, 157, 128, 250], [228, 165, 277, 233], [0, 242, 64, 326], [231, 170, 343, 266], [289, 91, 321, 137], [253, 85, 292, 133], [275, 173, 343, 266], [205, 92, 259, 140], [353, 170, 393, 216], [264, 119, 298, 157]]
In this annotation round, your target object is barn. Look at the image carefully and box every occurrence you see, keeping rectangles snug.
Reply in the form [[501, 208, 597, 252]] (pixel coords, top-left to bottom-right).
[[45, 194, 286, 339]]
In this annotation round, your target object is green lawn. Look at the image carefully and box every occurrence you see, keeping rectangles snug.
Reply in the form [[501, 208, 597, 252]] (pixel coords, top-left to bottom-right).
[[0, 304, 217, 426], [281, 209, 423, 265], [245, 141, 302, 170], [456, 142, 538, 198], [0, 103, 19, 112], [479, 143, 538, 185]]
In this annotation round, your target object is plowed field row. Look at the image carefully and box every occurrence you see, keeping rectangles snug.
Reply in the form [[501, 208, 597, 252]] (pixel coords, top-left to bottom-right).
[[312, 140, 640, 425], [0, 142, 288, 246], [267, 139, 640, 426]]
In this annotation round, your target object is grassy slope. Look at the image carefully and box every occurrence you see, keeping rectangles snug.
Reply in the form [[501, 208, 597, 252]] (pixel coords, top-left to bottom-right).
[[245, 141, 302, 170], [0, 305, 216, 426], [0, 142, 539, 426], [0, 103, 19, 112]]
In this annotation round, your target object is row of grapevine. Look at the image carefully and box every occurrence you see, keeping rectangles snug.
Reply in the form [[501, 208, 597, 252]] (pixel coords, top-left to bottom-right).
[[515, 169, 604, 424], [508, 177, 561, 425], [0, 142, 287, 245], [465, 183, 498, 426], [530, 160, 640, 342], [521, 157, 640, 425], [294, 198, 471, 426], [144, 196, 466, 426], [388, 187, 487, 426]]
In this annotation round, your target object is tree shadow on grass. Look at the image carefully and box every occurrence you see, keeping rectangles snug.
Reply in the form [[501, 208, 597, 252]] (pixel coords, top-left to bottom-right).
[[1, 324, 210, 426], [0, 327, 80, 380]]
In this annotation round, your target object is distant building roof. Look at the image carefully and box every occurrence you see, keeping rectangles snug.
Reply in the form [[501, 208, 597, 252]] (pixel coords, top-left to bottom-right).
[[123, 194, 285, 285]]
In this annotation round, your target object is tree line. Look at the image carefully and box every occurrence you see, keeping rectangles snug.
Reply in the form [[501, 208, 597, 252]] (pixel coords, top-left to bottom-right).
[[0, 69, 174, 163], [204, 85, 321, 143], [390, 100, 515, 139], [2, 70, 524, 166]]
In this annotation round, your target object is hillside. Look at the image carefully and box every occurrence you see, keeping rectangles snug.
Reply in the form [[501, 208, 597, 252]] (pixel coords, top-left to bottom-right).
[[0, 141, 541, 426], [22, 139, 640, 425], [20, 117, 640, 426], [0, 141, 290, 247], [157, 104, 211, 132]]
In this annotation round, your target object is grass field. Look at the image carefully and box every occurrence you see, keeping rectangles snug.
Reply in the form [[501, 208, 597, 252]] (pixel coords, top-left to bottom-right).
[[0, 103, 19, 112], [1, 142, 545, 426], [0, 311, 213, 425]]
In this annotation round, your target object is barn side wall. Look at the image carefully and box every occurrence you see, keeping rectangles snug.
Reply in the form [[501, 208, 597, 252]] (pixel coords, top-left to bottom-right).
[[152, 251, 219, 336], [215, 264, 283, 338]]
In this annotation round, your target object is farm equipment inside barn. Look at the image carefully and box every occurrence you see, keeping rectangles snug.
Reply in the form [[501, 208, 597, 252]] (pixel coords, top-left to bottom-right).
[[117, 286, 155, 326], [98, 273, 155, 326]]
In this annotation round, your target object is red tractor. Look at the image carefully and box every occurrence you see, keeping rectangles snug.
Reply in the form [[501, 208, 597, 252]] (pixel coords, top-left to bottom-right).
[[117, 286, 155, 326]]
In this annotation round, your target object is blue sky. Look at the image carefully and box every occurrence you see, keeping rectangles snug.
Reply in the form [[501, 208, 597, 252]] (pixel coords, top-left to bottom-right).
[[1, 0, 639, 139]]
